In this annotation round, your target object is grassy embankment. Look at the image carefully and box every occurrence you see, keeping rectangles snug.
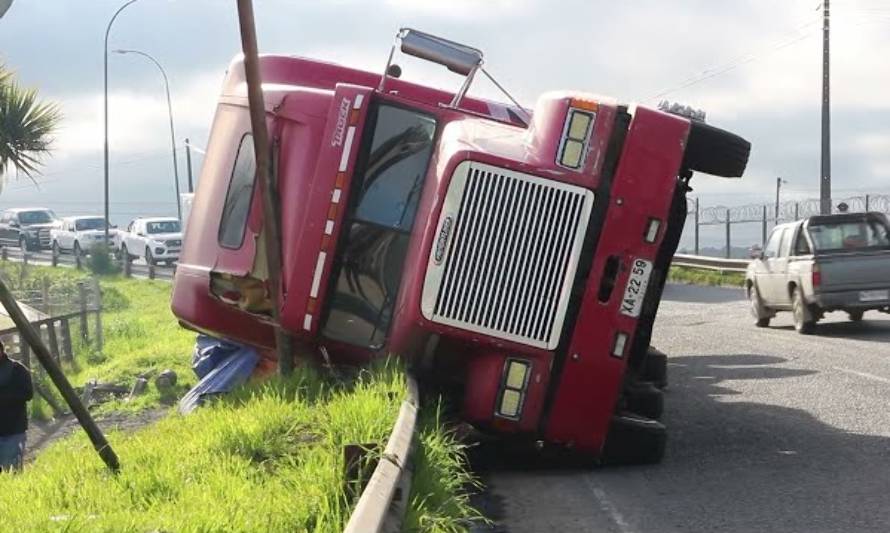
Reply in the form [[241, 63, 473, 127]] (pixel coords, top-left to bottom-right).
[[0, 263, 482, 531], [668, 265, 746, 288]]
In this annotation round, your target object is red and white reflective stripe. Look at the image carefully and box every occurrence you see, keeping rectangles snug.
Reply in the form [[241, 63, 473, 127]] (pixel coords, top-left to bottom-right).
[[304, 92, 365, 331]]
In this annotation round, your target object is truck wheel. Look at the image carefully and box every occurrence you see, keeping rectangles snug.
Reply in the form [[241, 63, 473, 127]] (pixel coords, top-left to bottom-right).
[[792, 287, 816, 335], [682, 121, 751, 178], [644, 347, 668, 389], [748, 285, 771, 327], [601, 414, 666, 465], [848, 310, 864, 322], [625, 382, 664, 420]]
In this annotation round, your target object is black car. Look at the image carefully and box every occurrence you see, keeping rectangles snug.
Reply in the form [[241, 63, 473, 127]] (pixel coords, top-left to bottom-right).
[[0, 208, 58, 251]]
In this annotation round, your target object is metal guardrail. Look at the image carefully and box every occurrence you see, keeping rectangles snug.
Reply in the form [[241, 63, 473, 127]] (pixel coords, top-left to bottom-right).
[[0, 247, 175, 281], [344, 375, 419, 533], [672, 253, 749, 273]]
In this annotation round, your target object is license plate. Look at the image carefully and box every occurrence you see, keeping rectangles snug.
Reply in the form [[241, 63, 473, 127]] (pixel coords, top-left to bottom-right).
[[860, 290, 889, 302], [620, 258, 653, 318]]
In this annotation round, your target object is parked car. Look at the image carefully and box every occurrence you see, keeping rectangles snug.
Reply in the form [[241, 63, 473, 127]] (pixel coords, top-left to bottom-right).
[[51, 216, 114, 256], [746, 212, 890, 333], [0, 207, 59, 251], [116, 217, 182, 265]]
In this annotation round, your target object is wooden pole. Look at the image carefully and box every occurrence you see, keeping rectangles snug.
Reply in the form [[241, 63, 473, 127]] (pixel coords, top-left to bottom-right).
[[47, 321, 60, 363], [0, 277, 120, 472], [61, 318, 73, 363], [78, 282, 89, 343], [94, 280, 104, 352], [236, 0, 293, 375]]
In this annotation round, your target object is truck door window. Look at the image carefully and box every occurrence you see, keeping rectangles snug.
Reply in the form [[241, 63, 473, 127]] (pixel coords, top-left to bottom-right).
[[218, 134, 257, 249], [763, 230, 781, 258], [322, 104, 436, 349]]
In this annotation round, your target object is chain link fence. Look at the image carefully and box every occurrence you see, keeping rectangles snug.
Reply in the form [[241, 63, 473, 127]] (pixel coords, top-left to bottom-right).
[[686, 194, 890, 258]]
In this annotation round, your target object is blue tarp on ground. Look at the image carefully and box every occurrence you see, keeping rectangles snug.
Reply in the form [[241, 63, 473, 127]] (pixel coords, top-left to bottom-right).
[[179, 335, 259, 414]]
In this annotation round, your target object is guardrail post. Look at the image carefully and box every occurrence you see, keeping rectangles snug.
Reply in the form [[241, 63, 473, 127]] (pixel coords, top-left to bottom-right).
[[148, 262, 155, 280], [78, 282, 89, 343], [1, 246, 7, 261], [725, 208, 731, 259], [51, 248, 58, 267], [124, 255, 132, 277], [75, 252, 82, 270], [41, 276, 50, 314], [761, 205, 767, 245], [694, 197, 700, 256]]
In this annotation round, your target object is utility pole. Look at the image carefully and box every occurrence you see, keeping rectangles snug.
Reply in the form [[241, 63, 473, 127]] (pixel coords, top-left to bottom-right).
[[185, 138, 194, 193], [820, 0, 832, 215], [236, 0, 293, 376]]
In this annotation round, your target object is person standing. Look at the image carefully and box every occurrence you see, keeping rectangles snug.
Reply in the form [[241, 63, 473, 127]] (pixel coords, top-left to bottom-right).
[[0, 340, 33, 472]]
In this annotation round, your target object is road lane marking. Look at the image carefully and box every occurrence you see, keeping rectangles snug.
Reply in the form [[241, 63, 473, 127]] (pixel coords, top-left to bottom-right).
[[583, 477, 635, 533], [833, 366, 890, 384]]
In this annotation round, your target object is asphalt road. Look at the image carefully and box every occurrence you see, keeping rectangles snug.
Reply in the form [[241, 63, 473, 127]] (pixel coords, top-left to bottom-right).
[[481, 283, 890, 533]]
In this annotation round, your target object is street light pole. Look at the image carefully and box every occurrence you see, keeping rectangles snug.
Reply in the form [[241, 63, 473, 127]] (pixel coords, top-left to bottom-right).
[[820, 0, 832, 215], [104, 0, 141, 246], [114, 49, 182, 222]]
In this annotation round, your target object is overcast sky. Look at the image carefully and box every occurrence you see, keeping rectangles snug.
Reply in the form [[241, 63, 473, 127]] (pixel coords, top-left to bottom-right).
[[1, 0, 888, 246]]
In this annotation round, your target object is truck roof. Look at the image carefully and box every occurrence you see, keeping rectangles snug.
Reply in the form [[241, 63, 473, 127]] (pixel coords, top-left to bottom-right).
[[808, 212, 888, 225]]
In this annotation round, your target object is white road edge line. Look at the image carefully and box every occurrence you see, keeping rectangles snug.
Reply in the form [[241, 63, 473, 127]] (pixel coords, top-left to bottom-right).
[[584, 477, 636, 533], [834, 366, 890, 384]]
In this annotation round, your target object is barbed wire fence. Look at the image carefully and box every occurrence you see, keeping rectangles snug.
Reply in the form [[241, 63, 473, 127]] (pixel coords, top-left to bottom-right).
[[686, 193, 890, 258]]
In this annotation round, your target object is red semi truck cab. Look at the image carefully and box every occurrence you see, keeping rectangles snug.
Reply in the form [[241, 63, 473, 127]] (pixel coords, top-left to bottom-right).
[[172, 29, 749, 462]]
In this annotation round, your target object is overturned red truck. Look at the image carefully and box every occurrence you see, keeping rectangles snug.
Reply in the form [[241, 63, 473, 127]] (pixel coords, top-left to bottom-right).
[[172, 29, 750, 463]]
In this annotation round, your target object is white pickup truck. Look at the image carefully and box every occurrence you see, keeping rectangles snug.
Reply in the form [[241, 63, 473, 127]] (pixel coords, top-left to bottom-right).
[[116, 217, 183, 265], [747, 212, 890, 333], [50, 216, 113, 256]]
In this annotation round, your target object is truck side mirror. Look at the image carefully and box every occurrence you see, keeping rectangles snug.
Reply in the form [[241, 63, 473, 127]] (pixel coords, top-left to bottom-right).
[[749, 246, 764, 260], [399, 28, 482, 76]]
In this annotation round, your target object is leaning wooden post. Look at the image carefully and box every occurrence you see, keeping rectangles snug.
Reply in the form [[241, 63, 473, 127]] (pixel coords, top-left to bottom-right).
[[0, 277, 120, 472], [78, 281, 90, 343], [41, 276, 50, 314], [19, 332, 30, 369], [237, 0, 294, 376]]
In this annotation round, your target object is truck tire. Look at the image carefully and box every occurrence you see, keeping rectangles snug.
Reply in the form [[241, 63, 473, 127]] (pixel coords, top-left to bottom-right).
[[682, 121, 750, 178], [601, 414, 666, 465], [848, 310, 864, 322], [625, 382, 664, 420], [792, 287, 816, 334], [644, 347, 668, 389], [748, 284, 771, 327]]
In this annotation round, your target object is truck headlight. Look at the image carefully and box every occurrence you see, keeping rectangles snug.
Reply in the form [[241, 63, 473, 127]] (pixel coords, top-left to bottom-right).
[[496, 358, 531, 420], [155, 247, 165, 255], [557, 101, 597, 170]]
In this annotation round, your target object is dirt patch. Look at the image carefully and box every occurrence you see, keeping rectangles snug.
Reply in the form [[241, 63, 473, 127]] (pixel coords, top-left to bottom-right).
[[25, 408, 168, 461]]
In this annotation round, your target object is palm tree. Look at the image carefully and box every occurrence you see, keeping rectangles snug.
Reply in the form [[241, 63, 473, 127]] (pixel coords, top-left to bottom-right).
[[0, 65, 61, 186]]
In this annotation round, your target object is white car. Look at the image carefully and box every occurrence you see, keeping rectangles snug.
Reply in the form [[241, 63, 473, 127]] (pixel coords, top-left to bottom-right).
[[51, 216, 113, 256], [117, 217, 183, 265]]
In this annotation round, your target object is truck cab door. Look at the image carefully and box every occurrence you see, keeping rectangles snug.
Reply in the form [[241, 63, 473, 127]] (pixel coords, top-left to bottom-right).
[[769, 227, 794, 305]]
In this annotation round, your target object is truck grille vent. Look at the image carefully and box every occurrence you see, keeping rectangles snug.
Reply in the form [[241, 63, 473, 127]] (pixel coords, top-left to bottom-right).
[[422, 162, 594, 350]]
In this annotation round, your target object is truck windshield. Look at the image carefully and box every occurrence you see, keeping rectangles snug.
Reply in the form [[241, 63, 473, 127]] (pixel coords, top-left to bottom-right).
[[19, 211, 54, 224], [322, 103, 436, 349], [75, 218, 107, 231], [808, 218, 890, 252], [147, 221, 181, 234]]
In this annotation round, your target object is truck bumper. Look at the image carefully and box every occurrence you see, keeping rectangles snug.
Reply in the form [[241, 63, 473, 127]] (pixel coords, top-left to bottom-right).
[[812, 289, 890, 311]]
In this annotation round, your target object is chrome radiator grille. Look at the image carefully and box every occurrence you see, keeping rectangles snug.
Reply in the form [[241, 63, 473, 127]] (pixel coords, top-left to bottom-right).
[[421, 161, 594, 350]]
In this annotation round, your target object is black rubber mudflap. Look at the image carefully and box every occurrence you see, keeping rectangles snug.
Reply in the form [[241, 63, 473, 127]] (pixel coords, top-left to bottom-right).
[[601, 414, 667, 465]]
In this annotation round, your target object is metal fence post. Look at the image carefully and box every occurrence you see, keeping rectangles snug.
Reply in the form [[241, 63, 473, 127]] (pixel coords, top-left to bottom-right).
[[762, 205, 768, 245], [41, 277, 50, 314], [795, 202, 800, 221], [725, 208, 731, 259], [866, 194, 871, 212], [694, 197, 700, 256], [2, 247, 7, 261], [94, 279, 103, 352]]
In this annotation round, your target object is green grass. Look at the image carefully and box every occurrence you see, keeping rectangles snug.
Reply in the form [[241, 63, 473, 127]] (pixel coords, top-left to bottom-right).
[[0, 263, 485, 531], [668, 265, 746, 287]]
